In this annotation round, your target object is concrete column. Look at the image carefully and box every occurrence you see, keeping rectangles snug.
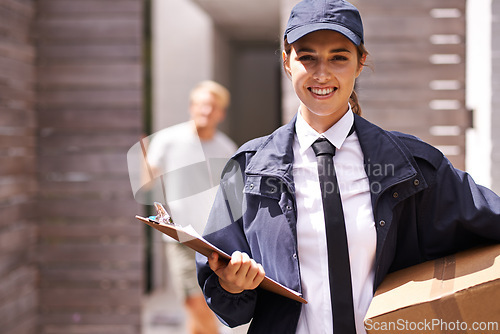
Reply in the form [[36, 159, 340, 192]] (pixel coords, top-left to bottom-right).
[[466, 0, 500, 193], [491, 0, 500, 193], [152, 0, 214, 131]]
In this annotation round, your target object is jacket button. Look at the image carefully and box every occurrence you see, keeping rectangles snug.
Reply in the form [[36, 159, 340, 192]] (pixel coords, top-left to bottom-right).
[[286, 205, 292, 210], [393, 192, 399, 198], [249, 184, 254, 189], [292, 254, 298, 260], [379, 220, 386, 227], [414, 179, 420, 186]]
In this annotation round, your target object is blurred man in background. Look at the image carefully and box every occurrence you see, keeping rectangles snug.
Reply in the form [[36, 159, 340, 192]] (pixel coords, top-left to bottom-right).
[[147, 81, 237, 334]]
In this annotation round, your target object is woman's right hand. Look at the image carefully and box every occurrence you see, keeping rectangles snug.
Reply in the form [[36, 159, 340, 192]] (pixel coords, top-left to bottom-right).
[[208, 251, 266, 294]]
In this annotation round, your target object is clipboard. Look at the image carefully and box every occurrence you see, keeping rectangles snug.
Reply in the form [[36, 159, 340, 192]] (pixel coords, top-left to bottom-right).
[[136, 203, 307, 304]]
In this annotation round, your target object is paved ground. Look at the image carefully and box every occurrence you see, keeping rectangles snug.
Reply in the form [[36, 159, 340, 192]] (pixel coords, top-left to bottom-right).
[[141, 238, 250, 334], [142, 287, 186, 334], [142, 286, 249, 334]]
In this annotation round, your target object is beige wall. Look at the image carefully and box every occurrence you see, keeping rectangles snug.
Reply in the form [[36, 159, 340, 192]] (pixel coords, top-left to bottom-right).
[[490, 0, 500, 193], [466, 0, 493, 188], [152, 0, 216, 131]]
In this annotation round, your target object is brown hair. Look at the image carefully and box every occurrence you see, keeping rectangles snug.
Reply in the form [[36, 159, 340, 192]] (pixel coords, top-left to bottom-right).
[[282, 38, 369, 116]]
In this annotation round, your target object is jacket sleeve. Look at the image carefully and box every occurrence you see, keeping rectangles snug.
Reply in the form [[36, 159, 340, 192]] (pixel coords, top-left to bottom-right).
[[417, 152, 500, 259], [196, 158, 258, 327]]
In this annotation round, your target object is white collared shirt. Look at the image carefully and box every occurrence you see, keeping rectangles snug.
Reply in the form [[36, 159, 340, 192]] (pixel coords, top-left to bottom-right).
[[293, 109, 376, 334]]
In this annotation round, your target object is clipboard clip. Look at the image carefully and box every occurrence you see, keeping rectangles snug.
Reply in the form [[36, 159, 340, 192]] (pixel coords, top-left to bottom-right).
[[152, 202, 174, 225]]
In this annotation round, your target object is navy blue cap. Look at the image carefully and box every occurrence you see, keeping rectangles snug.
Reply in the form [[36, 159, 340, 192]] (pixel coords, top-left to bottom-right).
[[284, 0, 364, 46]]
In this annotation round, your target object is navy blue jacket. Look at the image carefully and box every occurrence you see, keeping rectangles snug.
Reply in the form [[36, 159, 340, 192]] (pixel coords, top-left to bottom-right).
[[196, 114, 500, 333]]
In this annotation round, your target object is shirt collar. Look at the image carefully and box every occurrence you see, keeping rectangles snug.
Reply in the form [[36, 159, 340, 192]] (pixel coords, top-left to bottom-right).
[[295, 106, 355, 155]]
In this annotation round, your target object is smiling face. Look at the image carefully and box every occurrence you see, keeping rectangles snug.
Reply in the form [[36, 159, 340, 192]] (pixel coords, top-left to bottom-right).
[[283, 30, 365, 133]]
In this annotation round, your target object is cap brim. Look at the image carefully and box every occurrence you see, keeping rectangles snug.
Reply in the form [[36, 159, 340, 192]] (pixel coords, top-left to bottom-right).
[[286, 22, 361, 46]]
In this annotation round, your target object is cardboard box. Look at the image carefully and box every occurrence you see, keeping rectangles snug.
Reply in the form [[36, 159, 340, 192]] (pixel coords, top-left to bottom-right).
[[364, 244, 500, 334]]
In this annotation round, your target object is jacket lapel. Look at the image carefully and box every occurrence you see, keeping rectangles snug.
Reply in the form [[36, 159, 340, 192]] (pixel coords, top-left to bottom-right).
[[354, 114, 419, 208], [245, 114, 297, 193]]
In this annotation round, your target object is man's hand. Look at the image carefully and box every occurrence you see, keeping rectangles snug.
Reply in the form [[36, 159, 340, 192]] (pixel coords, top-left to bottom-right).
[[208, 251, 266, 294]]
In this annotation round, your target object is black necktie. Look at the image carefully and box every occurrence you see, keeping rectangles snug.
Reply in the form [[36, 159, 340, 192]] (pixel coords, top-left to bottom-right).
[[311, 137, 356, 334]]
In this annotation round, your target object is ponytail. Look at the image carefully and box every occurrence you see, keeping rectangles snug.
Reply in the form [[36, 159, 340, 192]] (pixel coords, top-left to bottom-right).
[[350, 42, 369, 117], [350, 90, 362, 116]]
